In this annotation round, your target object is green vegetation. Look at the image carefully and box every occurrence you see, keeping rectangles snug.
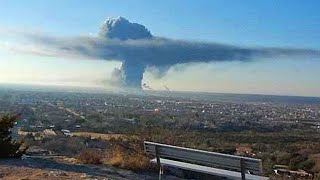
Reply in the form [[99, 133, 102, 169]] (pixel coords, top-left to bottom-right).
[[0, 115, 27, 158]]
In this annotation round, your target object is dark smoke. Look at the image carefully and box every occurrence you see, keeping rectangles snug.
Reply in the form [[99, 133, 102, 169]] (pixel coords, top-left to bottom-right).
[[98, 17, 151, 87], [121, 59, 146, 87], [13, 17, 320, 89]]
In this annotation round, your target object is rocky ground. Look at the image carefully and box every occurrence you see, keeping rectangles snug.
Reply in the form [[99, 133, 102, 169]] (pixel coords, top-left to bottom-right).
[[0, 155, 181, 180]]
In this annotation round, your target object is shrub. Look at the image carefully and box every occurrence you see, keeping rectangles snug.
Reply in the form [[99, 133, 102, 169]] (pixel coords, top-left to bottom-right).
[[42, 136, 86, 156], [105, 141, 151, 171], [0, 114, 27, 158], [77, 148, 103, 164]]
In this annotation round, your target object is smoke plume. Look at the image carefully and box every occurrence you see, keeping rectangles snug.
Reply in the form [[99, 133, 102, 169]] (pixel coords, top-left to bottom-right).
[[7, 17, 320, 89]]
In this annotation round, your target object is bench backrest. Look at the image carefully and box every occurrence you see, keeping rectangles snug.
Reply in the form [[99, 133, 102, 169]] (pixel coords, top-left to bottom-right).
[[144, 141, 263, 175]]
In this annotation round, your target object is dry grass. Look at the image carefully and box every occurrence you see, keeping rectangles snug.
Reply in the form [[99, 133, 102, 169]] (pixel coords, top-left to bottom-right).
[[104, 142, 151, 171], [72, 132, 138, 140], [0, 165, 89, 180], [311, 153, 320, 177], [77, 149, 104, 165], [73, 133, 153, 171]]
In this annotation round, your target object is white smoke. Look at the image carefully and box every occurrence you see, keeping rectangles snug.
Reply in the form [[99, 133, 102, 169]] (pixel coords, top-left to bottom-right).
[[99, 16, 152, 40]]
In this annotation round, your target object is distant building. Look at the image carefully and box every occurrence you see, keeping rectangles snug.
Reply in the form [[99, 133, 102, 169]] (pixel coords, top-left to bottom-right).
[[43, 129, 57, 136]]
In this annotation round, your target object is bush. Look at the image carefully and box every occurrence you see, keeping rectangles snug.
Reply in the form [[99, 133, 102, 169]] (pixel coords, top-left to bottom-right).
[[105, 141, 151, 171], [77, 148, 103, 164], [0, 115, 27, 158], [42, 136, 86, 156]]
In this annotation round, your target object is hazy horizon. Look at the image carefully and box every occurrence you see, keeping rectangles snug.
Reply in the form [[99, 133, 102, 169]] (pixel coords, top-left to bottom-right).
[[2, 82, 320, 99]]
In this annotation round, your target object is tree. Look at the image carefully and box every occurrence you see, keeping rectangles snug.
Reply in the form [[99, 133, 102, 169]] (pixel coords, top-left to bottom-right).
[[0, 114, 27, 158]]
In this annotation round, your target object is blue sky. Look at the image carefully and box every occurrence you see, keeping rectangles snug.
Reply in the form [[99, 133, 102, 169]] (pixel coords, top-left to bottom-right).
[[1, 0, 320, 48], [0, 0, 320, 96]]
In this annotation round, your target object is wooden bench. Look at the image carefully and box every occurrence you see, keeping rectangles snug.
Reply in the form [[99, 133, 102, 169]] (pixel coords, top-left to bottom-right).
[[144, 141, 268, 180]]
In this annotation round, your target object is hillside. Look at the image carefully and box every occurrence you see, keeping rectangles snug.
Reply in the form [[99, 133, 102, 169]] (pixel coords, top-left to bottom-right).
[[0, 155, 179, 180]]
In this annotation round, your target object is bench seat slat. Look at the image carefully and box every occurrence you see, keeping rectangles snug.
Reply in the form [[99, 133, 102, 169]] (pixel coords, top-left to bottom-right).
[[151, 158, 268, 180], [149, 149, 261, 171]]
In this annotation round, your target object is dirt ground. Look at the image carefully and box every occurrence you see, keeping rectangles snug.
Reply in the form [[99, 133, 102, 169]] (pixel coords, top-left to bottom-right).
[[0, 155, 162, 180]]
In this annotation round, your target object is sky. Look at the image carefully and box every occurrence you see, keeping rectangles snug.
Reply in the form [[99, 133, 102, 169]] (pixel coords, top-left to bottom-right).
[[0, 0, 320, 96]]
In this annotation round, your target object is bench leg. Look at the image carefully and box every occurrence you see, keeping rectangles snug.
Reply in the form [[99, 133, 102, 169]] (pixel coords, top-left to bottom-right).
[[158, 165, 163, 180], [240, 158, 246, 180], [155, 146, 164, 180]]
